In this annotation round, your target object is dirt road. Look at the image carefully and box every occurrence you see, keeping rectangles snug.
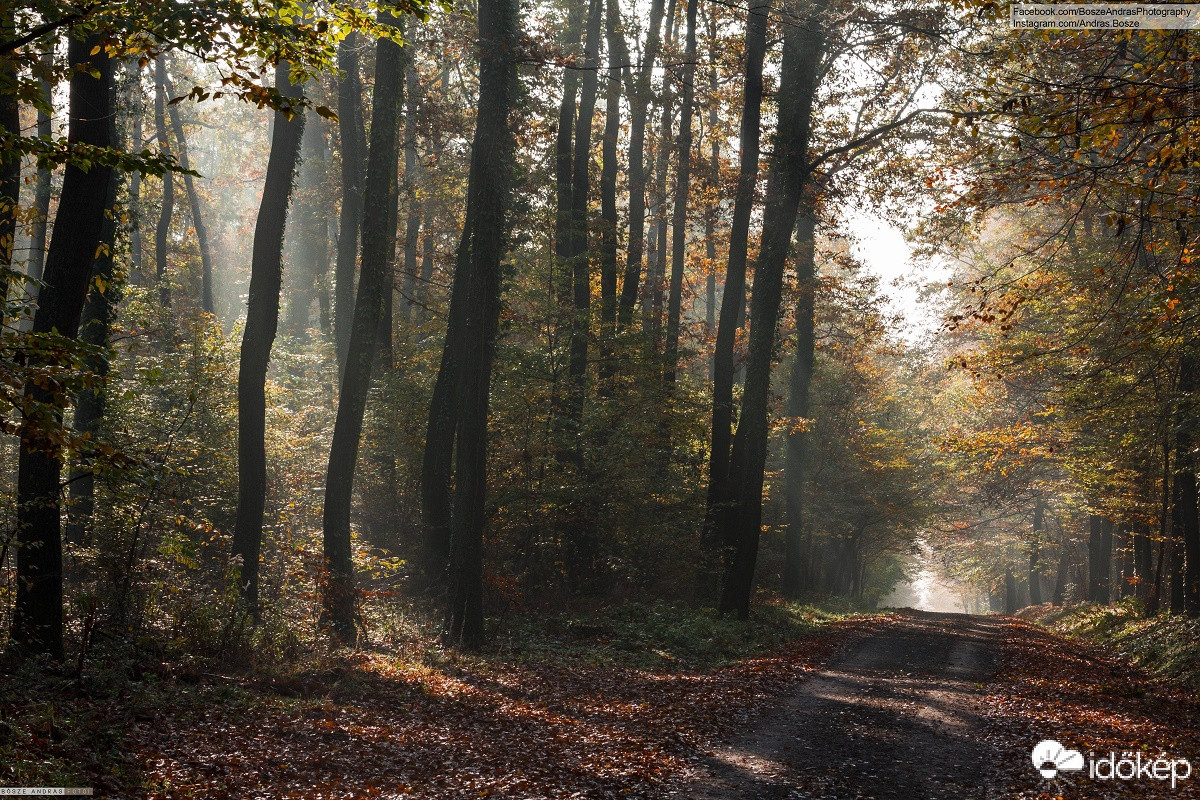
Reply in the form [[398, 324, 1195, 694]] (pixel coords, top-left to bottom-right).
[[677, 611, 1007, 799]]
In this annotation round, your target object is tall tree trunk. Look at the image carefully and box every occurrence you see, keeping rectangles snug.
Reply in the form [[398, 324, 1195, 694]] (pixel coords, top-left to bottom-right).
[[163, 74, 215, 314], [554, 3, 585, 303], [322, 11, 407, 644], [616, 0, 666, 328], [704, 6, 719, 377], [28, 51, 54, 294], [1052, 529, 1070, 604], [565, 0, 603, 422], [597, 0, 622, 386], [700, 0, 769, 591], [1148, 437, 1171, 614], [231, 63, 305, 616], [66, 171, 120, 546], [128, 112, 143, 284], [417, 208, 435, 321], [441, 0, 519, 647], [1028, 495, 1044, 605], [718, 1, 824, 619], [400, 62, 421, 323], [0, 2, 18, 308], [782, 211, 816, 598], [154, 56, 173, 308], [11, 32, 114, 659], [1170, 467, 1186, 611], [284, 117, 330, 337], [335, 33, 367, 377], [1177, 354, 1200, 615], [663, 0, 697, 385]]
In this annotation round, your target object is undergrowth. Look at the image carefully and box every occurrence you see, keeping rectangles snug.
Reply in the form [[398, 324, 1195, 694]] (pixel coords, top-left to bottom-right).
[[1027, 600, 1200, 689]]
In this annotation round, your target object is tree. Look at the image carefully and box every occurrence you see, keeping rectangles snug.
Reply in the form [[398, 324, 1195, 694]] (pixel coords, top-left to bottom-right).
[[231, 61, 305, 616], [663, 0, 696, 385], [334, 32, 367, 376], [154, 55, 174, 308], [615, 0, 665, 329], [700, 0, 769, 593], [718, 0, 825, 618], [322, 8, 408, 644], [164, 71, 216, 314], [11, 31, 114, 658], [438, 0, 519, 645]]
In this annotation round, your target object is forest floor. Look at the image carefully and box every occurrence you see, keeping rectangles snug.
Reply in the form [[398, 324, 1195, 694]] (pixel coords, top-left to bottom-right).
[[4, 607, 1200, 798]]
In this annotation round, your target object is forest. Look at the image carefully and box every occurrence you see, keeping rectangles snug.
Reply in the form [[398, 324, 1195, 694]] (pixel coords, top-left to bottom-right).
[[1, 0, 1199, 796]]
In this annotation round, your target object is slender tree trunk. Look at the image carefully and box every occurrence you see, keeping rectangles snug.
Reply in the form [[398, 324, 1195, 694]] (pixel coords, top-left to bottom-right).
[[400, 62, 421, 323], [284, 118, 330, 337], [1028, 495, 1044, 605], [565, 0, 603, 422], [28, 52, 54, 293], [66, 171, 120, 546], [322, 12, 407, 644], [231, 63, 305, 616], [154, 56, 173, 308], [1177, 354, 1200, 615], [12, 33, 114, 659], [1148, 436, 1171, 614], [616, 0, 665, 328], [700, 0, 769, 591], [704, 7, 719, 377], [441, 0, 519, 647], [597, 0, 622, 386], [417, 208, 435, 321], [1052, 529, 1070, 604], [554, 3, 585, 303], [335, 34, 367, 377], [128, 115, 143, 283], [0, 2, 19, 307], [782, 212, 816, 598], [718, 1, 824, 619], [163, 74, 215, 313], [1171, 466, 1187, 611], [663, 0, 697, 385]]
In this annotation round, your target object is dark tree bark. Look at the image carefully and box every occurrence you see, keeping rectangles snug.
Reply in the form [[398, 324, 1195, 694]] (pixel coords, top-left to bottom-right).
[[703, 6, 719, 373], [782, 211, 816, 598], [440, 0, 519, 647], [616, 0, 666, 328], [163, 74, 215, 314], [1052, 529, 1070, 605], [565, 0, 603, 419], [154, 56, 174, 308], [335, 33, 367, 377], [322, 11, 407, 644], [28, 51, 54, 289], [554, 3, 585, 302], [284, 117, 331, 337], [645, 0, 675, 347], [400, 62, 421, 323], [1028, 496, 1044, 606], [11, 33, 114, 659], [598, 0, 621, 344], [417, 208, 435, 320], [718, 1, 825, 619], [1177, 354, 1200, 615], [127, 109, 143, 284], [66, 171, 120, 546], [663, 0, 697, 385], [0, 3, 18, 307], [1170, 467, 1187, 612], [1148, 436, 1171, 614], [231, 62, 304, 616], [700, 0, 769, 589], [1004, 567, 1019, 614]]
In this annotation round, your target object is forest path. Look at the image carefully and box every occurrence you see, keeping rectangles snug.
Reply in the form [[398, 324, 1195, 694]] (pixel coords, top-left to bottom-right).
[[676, 610, 1006, 800]]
